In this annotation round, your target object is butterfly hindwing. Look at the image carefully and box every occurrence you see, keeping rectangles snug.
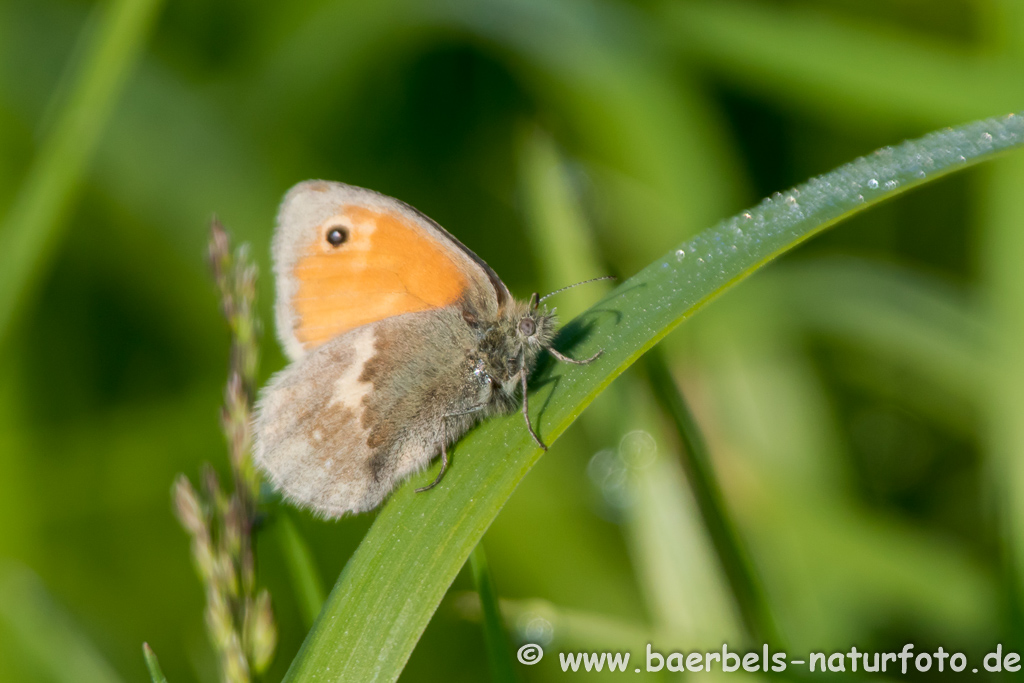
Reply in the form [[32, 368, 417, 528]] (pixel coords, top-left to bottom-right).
[[254, 307, 487, 517]]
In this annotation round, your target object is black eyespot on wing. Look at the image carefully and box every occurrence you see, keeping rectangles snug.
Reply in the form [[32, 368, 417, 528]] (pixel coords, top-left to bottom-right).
[[518, 317, 536, 336], [326, 226, 348, 247]]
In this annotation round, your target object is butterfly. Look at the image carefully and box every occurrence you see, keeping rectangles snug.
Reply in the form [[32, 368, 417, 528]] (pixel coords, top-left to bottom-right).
[[253, 181, 602, 517]]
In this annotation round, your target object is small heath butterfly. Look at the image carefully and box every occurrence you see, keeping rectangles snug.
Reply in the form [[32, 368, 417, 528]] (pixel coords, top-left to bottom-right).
[[254, 181, 602, 517]]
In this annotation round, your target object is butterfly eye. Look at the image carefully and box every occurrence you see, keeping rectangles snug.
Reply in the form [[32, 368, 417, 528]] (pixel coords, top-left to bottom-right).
[[326, 226, 348, 247], [518, 317, 536, 336]]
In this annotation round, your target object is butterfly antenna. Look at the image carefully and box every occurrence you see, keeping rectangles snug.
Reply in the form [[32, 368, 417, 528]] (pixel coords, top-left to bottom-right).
[[537, 276, 616, 304]]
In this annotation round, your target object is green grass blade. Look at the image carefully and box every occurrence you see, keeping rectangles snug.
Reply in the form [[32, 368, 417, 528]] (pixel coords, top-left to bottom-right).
[[260, 0, 741, 265], [664, 0, 1024, 129], [276, 511, 327, 629], [776, 258, 986, 415], [469, 544, 518, 683], [643, 348, 779, 647], [517, 126, 610, 317], [0, 564, 125, 683], [455, 594, 654, 651], [281, 114, 1024, 683], [517, 128, 740, 643], [978, 151, 1024, 622], [0, 0, 164, 341], [142, 643, 168, 683]]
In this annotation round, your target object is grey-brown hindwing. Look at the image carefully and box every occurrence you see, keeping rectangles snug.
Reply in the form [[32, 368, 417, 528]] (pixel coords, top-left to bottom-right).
[[253, 308, 484, 517]]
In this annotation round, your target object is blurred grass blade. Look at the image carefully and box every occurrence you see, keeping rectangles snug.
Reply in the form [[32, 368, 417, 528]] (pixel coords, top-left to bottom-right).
[[518, 128, 739, 643], [776, 258, 986, 416], [455, 593, 654, 651], [517, 126, 609, 318], [643, 348, 779, 646], [618, 390, 742, 646], [469, 544, 518, 683], [663, 0, 1024, 129], [730, 470, 998, 644], [281, 114, 1024, 683], [0, 564, 125, 683], [142, 643, 168, 683], [450, 0, 740, 263], [277, 510, 326, 628], [261, 0, 741, 268], [688, 293, 997, 644], [979, 151, 1024, 620], [0, 0, 164, 341]]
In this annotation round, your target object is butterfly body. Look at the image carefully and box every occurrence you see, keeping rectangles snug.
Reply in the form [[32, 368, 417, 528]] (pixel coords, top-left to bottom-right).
[[253, 181, 578, 518], [256, 300, 554, 516]]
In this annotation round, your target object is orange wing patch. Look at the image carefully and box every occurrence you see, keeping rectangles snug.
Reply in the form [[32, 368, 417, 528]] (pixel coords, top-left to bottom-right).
[[291, 206, 470, 349]]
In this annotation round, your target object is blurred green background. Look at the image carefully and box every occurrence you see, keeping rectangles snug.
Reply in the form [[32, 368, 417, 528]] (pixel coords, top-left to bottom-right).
[[2, 0, 1024, 680]]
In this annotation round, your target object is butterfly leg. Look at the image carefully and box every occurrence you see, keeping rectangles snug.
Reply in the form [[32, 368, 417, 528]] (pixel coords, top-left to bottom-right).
[[521, 368, 548, 451], [548, 346, 603, 365], [416, 404, 488, 493], [416, 438, 449, 493]]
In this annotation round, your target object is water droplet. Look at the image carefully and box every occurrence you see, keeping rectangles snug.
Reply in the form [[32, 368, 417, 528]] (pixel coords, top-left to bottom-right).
[[884, 179, 899, 190], [675, 249, 685, 261], [867, 178, 879, 189], [982, 132, 993, 142]]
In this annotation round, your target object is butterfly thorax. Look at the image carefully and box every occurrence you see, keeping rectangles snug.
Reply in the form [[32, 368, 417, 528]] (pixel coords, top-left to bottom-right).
[[468, 298, 556, 404]]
